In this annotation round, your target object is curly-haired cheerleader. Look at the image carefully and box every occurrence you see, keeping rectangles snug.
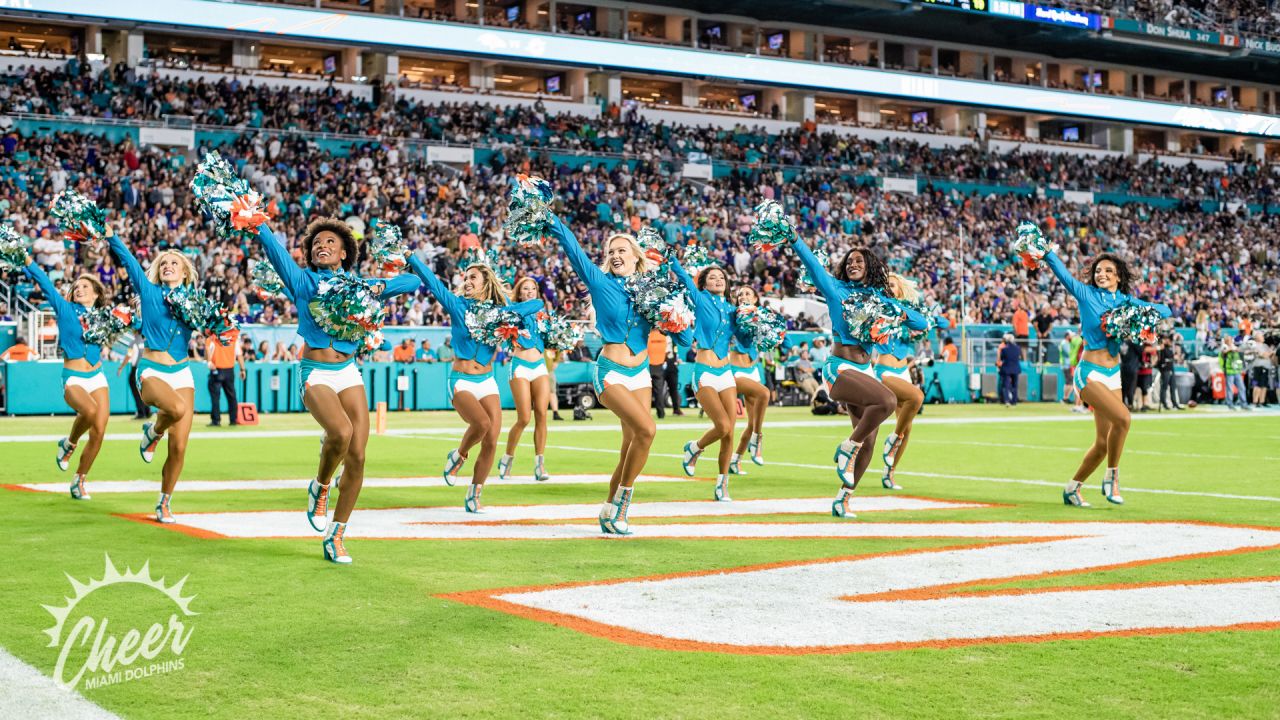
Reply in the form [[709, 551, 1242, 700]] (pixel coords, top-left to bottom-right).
[[408, 253, 543, 512], [23, 256, 114, 499], [877, 273, 950, 491], [671, 256, 739, 501], [792, 237, 928, 518], [728, 285, 781, 475], [497, 277, 555, 483], [255, 220, 420, 563], [107, 228, 205, 523], [1046, 247, 1171, 507], [549, 215, 662, 534]]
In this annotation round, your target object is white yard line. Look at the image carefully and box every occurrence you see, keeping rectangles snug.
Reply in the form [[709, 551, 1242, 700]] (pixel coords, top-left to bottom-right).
[[0, 647, 121, 720], [0, 408, 1274, 444]]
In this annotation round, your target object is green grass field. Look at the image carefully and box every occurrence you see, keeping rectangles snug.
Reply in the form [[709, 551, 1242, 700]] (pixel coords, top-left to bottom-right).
[[2, 404, 1278, 719]]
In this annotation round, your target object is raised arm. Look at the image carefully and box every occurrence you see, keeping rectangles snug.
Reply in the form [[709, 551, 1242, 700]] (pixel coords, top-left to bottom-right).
[[255, 225, 307, 295], [549, 215, 608, 289], [669, 255, 698, 295], [1044, 250, 1089, 301], [887, 296, 930, 332], [106, 228, 157, 302], [1124, 294, 1173, 319], [22, 259, 74, 316], [509, 298, 546, 319], [407, 253, 465, 317], [792, 236, 842, 302]]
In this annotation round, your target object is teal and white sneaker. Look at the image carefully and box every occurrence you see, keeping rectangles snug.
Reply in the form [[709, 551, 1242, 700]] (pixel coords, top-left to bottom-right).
[[322, 521, 352, 564], [154, 493, 176, 524], [882, 434, 901, 468], [443, 449, 466, 486], [56, 437, 76, 472], [714, 474, 732, 502], [681, 440, 703, 477], [599, 487, 634, 535], [497, 454, 514, 482], [747, 433, 764, 466], [729, 454, 746, 476], [306, 479, 331, 532], [533, 455, 549, 483], [831, 484, 856, 519], [833, 440, 861, 486], [1101, 469, 1124, 505], [140, 423, 162, 464], [1063, 483, 1091, 508], [464, 483, 485, 513], [881, 465, 902, 490], [69, 474, 90, 500]]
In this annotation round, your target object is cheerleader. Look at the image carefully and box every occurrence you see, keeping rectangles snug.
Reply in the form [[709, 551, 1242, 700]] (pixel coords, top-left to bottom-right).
[[106, 227, 203, 524], [407, 253, 543, 512], [548, 215, 660, 535], [1046, 248, 1171, 507], [671, 257, 738, 501], [22, 256, 112, 499], [728, 285, 776, 475], [792, 237, 928, 518], [255, 220, 421, 563], [497, 277, 554, 483], [877, 273, 949, 490]]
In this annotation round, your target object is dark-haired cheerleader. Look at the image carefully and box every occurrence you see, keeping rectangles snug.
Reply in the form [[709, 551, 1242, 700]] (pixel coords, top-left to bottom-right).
[[1046, 247, 1171, 507], [255, 219, 420, 563], [792, 237, 927, 518]]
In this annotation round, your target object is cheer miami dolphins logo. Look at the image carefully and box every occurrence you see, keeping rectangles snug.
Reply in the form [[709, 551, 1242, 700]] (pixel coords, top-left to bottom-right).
[[42, 555, 197, 690]]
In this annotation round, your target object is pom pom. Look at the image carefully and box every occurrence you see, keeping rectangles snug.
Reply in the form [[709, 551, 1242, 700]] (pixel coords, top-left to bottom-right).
[[635, 226, 669, 266], [797, 246, 830, 288], [748, 200, 796, 252], [841, 292, 906, 347], [1012, 221, 1058, 270], [164, 284, 240, 346], [681, 243, 715, 275], [536, 310, 582, 351], [251, 261, 287, 302], [734, 303, 787, 351], [0, 223, 30, 271], [503, 174, 555, 247], [50, 191, 107, 243], [624, 271, 694, 334], [1101, 303, 1165, 344], [357, 329, 389, 357], [191, 151, 267, 239], [464, 301, 530, 349], [369, 223, 409, 274], [80, 305, 134, 347], [307, 273, 387, 345]]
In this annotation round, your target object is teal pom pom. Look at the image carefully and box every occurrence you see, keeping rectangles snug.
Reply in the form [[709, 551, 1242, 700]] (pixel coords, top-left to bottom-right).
[[251, 261, 287, 301], [80, 305, 134, 347], [503, 175, 555, 247], [841, 293, 905, 347], [307, 273, 387, 344], [536, 310, 582, 351], [464, 301, 529, 348], [0, 223, 30, 271], [734, 303, 787, 351], [798, 245, 830, 288], [369, 222, 409, 274], [191, 151, 267, 240], [1101, 303, 1164, 344], [50, 191, 107, 243], [1012, 221, 1057, 270], [164, 284, 239, 346], [624, 271, 694, 334], [748, 200, 796, 251], [680, 243, 715, 275]]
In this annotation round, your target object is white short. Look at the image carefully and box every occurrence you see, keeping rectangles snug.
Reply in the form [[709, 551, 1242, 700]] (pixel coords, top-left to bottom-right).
[[64, 371, 108, 393], [302, 362, 364, 397], [139, 365, 195, 391], [695, 365, 736, 393], [598, 369, 651, 393], [876, 365, 912, 384], [449, 374, 500, 402], [512, 360, 549, 382]]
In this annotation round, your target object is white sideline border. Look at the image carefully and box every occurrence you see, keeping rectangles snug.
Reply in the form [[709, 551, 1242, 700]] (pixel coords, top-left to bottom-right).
[[0, 647, 121, 720]]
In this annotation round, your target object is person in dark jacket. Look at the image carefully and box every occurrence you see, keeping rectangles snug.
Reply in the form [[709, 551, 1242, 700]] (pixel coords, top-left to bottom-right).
[[1158, 335, 1182, 410], [1121, 341, 1143, 409], [996, 333, 1022, 407]]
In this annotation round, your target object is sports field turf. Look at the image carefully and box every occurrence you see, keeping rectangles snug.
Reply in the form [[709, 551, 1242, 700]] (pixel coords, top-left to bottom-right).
[[2, 404, 1278, 719]]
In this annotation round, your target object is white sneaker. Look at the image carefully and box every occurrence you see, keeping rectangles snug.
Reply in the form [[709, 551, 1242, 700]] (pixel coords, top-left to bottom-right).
[[497, 454, 514, 482], [443, 449, 466, 486], [1101, 470, 1124, 505], [69, 474, 90, 500], [155, 494, 176, 523], [464, 483, 485, 513], [747, 433, 764, 465], [881, 466, 902, 490], [714, 474, 732, 502], [831, 485, 856, 519], [729, 454, 746, 476], [140, 423, 162, 464], [681, 440, 702, 477], [881, 434, 901, 468], [306, 479, 331, 532], [322, 521, 352, 564], [833, 440, 861, 486], [1063, 485, 1092, 508], [534, 455, 549, 482], [599, 487, 634, 535], [56, 437, 76, 472]]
